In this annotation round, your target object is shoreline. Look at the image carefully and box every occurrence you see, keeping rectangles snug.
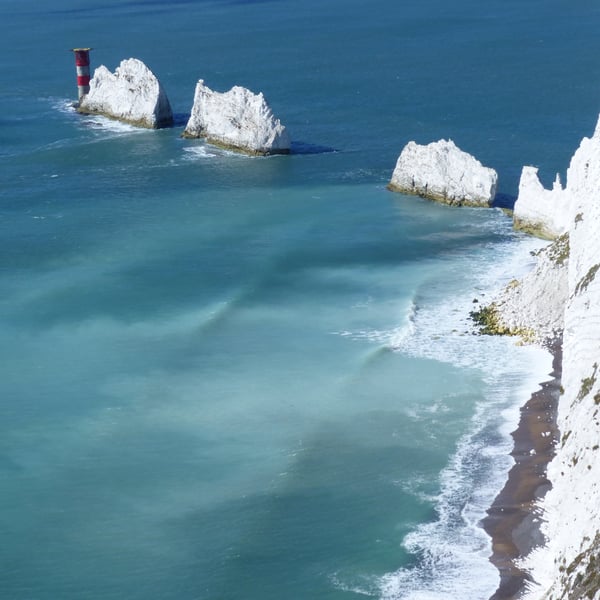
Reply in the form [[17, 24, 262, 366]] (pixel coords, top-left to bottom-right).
[[483, 340, 562, 600]]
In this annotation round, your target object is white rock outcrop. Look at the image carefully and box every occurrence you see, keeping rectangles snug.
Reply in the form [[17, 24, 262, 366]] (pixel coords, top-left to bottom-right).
[[488, 115, 600, 599], [512, 168, 572, 239], [183, 80, 290, 155], [513, 119, 600, 241], [78, 58, 173, 129], [388, 139, 498, 206], [487, 235, 569, 344]]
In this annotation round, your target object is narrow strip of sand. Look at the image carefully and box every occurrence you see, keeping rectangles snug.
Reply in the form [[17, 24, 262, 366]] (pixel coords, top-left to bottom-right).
[[482, 342, 562, 600]]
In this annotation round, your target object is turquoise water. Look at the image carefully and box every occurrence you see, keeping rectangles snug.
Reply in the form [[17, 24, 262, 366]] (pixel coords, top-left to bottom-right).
[[2, 1, 599, 598]]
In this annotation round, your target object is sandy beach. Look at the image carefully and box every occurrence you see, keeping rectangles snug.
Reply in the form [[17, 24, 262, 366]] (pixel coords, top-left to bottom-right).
[[483, 342, 562, 600]]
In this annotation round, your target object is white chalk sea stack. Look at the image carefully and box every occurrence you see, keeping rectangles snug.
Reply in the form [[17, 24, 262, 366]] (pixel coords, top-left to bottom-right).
[[513, 168, 571, 239], [513, 119, 600, 240], [482, 115, 600, 599], [388, 139, 498, 207], [183, 80, 291, 155], [78, 58, 173, 129]]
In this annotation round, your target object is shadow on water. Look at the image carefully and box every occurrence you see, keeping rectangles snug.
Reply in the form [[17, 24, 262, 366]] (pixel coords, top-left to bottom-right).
[[172, 112, 189, 128], [170, 115, 336, 155], [176, 132, 336, 155], [491, 192, 516, 211], [291, 140, 337, 155], [168, 423, 439, 600]]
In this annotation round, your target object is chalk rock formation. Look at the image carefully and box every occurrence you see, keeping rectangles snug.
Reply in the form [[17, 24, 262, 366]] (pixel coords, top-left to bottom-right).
[[513, 168, 571, 239], [183, 80, 290, 155], [483, 115, 600, 599], [78, 58, 173, 129], [513, 119, 600, 240], [388, 139, 498, 207], [481, 235, 569, 344]]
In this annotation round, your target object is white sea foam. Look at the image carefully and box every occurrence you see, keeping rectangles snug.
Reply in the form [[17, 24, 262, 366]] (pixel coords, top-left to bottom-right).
[[82, 114, 145, 134], [335, 229, 553, 599], [374, 361, 550, 600], [182, 145, 219, 160], [52, 98, 78, 115], [181, 144, 258, 161], [53, 97, 146, 135], [342, 232, 546, 369], [329, 574, 378, 597]]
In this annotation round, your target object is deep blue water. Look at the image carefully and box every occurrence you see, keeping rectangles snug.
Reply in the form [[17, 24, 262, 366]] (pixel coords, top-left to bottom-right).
[[2, 1, 599, 598]]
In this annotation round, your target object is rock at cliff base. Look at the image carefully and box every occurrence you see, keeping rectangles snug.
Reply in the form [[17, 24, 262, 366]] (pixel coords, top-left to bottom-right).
[[478, 233, 569, 344], [388, 139, 498, 207], [183, 80, 290, 156], [77, 58, 173, 129]]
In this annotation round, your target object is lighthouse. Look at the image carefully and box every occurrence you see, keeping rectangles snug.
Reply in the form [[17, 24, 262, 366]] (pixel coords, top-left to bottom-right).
[[71, 48, 92, 101]]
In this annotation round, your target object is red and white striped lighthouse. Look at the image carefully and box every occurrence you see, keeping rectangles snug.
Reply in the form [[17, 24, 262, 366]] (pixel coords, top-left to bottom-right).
[[71, 48, 92, 101]]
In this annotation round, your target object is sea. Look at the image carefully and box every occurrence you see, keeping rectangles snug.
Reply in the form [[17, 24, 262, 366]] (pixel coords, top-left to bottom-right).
[[2, 1, 600, 599]]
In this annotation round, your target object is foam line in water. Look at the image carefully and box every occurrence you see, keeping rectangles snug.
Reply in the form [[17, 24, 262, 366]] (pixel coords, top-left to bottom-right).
[[53, 97, 147, 135], [81, 114, 146, 134], [182, 145, 219, 159], [181, 143, 267, 160], [53, 98, 78, 115], [332, 235, 552, 599], [329, 573, 378, 597], [373, 387, 514, 598]]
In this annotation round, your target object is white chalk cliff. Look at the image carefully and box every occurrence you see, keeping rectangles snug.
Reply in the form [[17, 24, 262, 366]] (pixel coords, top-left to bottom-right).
[[388, 139, 498, 206], [488, 115, 600, 599], [78, 58, 173, 129], [487, 235, 569, 345], [513, 168, 573, 240], [183, 80, 291, 155]]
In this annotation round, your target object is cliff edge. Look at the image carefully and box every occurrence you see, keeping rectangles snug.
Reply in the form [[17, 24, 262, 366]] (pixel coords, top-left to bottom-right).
[[478, 115, 600, 599]]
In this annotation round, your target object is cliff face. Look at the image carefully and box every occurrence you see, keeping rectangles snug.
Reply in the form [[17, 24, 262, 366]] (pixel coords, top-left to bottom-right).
[[473, 234, 568, 345], [387, 139, 498, 206], [490, 116, 600, 599], [77, 58, 173, 129], [183, 80, 291, 155], [513, 168, 572, 240]]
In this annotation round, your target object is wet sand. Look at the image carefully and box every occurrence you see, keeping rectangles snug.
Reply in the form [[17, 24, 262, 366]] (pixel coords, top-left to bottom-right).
[[483, 342, 562, 600]]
